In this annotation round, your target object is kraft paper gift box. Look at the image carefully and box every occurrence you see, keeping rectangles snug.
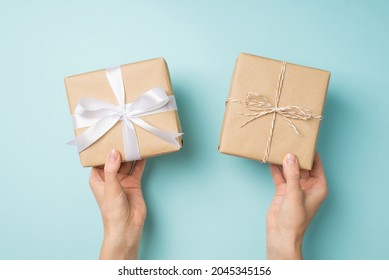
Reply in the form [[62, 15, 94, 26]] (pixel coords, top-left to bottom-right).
[[65, 58, 183, 167], [219, 53, 330, 170]]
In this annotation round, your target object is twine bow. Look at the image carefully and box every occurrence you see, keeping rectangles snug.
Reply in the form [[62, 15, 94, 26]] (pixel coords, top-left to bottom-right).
[[226, 61, 322, 163]]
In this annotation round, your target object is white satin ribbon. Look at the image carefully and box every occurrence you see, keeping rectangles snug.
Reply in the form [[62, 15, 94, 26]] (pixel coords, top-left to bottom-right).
[[67, 66, 183, 161]]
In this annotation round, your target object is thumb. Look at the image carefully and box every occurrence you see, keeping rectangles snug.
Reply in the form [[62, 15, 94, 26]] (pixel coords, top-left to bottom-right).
[[283, 153, 302, 197], [104, 149, 122, 198]]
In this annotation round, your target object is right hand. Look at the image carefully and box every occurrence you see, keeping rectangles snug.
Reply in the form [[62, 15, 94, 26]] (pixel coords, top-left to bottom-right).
[[266, 152, 328, 259]]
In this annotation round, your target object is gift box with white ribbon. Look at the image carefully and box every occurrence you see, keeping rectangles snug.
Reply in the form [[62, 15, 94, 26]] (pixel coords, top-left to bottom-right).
[[65, 58, 183, 167]]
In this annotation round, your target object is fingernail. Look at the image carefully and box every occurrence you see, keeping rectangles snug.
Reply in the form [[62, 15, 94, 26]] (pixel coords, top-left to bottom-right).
[[109, 149, 118, 162], [287, 153, 296, 165]]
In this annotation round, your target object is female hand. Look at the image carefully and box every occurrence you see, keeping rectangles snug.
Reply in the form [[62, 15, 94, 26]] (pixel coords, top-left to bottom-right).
[[266, 152, 327, 259], [89, 149, 147, 259]]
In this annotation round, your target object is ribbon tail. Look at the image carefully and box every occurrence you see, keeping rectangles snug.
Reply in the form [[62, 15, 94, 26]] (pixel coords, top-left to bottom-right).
[[283, 116, 302, 136], [67, 115, 121, 153], [122, 118, 141, 161], [130, 117, 183, 147]]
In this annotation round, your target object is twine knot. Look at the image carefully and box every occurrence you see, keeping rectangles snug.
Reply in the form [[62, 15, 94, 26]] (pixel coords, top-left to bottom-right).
[[226, 61, 322, 163]]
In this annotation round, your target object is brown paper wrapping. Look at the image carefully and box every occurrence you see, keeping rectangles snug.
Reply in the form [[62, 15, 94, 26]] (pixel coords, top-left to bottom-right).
[[219, 53, 330, 170], [65, 58, 183, 167]]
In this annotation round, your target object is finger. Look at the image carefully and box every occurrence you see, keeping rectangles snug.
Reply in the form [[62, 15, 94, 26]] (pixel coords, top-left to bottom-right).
[[283, 153, 302, 197], [118, 161, 133, 175], [131, 159, 146, 181], [90, 166, 103, 184], [308, 152, 328, 202], [89, 167, 104, 201], [310, 152, 325, 179], [270, 164, 285, 186], [306, 188, 328, 220], [103, 149, 122, 198], [300, 169, 310, 179]]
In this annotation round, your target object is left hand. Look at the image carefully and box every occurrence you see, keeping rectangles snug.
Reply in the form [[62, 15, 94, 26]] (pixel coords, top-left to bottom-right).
[[89, 149, 147, 259]]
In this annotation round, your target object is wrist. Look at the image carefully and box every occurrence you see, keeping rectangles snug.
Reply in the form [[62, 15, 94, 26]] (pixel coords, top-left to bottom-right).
[[266, 231, 303, 260], [100, 225, 144, 260]]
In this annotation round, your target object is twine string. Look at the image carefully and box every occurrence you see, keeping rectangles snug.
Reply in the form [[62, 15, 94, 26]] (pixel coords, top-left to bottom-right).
[[226, 61, 322, 163]]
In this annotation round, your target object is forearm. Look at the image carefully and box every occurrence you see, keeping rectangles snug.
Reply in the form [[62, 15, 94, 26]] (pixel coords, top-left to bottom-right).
[[100, 226, 144, 260], [266, 230, 303, 260]]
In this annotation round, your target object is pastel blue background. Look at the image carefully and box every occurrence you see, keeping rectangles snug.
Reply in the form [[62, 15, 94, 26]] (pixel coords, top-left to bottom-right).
[[0, 0, 388, 260]]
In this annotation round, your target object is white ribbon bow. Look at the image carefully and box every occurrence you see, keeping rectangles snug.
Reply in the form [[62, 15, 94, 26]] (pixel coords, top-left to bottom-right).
[[67, 66, 183, 161]]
